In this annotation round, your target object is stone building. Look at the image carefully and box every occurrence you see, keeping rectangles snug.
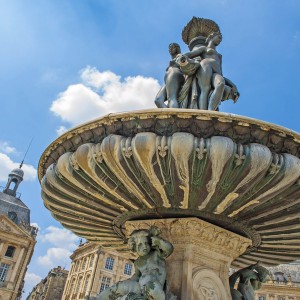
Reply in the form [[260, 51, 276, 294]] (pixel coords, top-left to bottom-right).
[[0, 166, 37, 300], [255, 263, 300, 300], [26, 266, 68, 300], [62, 242, 134, 300]]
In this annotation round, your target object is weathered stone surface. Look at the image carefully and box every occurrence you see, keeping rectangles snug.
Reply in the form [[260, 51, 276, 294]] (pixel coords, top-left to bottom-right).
[[38, 110, 300, 267], [125, 218, 251, 300]]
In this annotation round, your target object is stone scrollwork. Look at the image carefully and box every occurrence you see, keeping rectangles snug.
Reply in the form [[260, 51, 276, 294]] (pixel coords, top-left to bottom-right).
[[126, 218, 252, 259]]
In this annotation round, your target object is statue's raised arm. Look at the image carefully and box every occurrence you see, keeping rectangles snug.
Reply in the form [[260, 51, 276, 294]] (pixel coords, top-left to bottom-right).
[[229, 262, 269, 300]]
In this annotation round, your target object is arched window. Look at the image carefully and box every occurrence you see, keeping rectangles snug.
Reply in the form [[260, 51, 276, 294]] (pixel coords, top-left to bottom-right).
[[8, 180, 17, 191], [5, 246, 16, 258]]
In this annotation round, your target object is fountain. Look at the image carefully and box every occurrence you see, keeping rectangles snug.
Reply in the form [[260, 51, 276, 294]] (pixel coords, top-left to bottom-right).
[[38, 17, 300, 300]]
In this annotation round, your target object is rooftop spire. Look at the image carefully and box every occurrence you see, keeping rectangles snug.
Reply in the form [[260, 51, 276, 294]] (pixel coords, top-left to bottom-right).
[[20, 138, 33, 169]]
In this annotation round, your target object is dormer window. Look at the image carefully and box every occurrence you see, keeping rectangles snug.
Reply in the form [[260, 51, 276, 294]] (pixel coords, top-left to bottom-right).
[[8, 212, 17, 223], [5, 246, 16, 258]]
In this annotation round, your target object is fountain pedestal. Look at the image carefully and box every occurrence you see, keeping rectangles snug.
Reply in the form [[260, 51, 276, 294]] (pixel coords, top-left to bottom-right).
[[126, 218, 251, 300]]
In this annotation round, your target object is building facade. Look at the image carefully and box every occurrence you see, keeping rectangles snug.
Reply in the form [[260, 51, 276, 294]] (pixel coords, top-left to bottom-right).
[[255, 263, 300, 300], [26, 266, 68, 300], [62, 242, 134, 300], [0, 166, 37, 300]]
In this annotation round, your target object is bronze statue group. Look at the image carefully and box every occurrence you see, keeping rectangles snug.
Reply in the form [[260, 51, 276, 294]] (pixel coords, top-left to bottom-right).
[[155, 17, 239, 111]]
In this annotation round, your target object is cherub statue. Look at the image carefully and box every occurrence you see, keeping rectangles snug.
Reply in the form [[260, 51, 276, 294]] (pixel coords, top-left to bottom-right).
[[93, 226, 174, 300], [229, 262, 269, 300]]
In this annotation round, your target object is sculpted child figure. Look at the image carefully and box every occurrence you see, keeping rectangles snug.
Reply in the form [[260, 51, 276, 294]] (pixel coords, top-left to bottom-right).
[[95, 226, 174, 300], [229, 262, 269, 300]]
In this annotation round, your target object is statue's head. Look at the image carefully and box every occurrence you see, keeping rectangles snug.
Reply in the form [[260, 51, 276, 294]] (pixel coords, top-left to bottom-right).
[[128, 226, 162, 257], [169, 43, 181, 56], [128, 229, 151, 257], [206, 32, 222, 46], [256, 265, 269, 283]]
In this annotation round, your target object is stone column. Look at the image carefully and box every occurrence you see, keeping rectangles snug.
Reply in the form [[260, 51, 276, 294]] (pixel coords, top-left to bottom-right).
[[0, 239, 5, 255], [90, 250, 104, 297], [9, 247, 25, 283], [125, 217, 251, 300]]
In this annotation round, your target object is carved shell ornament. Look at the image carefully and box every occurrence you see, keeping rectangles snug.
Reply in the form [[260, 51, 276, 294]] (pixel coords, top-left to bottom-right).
[[182, 17, 222, 46]]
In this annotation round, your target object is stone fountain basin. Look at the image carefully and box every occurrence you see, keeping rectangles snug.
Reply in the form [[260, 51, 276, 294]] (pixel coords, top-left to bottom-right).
[[39, 109, 300, 268]]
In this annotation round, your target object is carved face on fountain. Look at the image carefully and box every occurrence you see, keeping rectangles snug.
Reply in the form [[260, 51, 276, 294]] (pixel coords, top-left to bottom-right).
[[128, 230, 151, 257], [136, 236, 151, 256]]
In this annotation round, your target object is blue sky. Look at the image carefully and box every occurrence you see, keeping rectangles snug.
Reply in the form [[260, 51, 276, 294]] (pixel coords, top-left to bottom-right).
[[0, 0, 299, 297]]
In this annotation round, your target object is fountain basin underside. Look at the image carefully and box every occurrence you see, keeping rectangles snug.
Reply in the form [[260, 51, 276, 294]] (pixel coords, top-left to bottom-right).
[[39, 109, 300, 268]]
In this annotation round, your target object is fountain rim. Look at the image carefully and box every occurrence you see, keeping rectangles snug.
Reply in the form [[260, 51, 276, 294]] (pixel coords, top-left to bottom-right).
[[38, 108, 300, 181]]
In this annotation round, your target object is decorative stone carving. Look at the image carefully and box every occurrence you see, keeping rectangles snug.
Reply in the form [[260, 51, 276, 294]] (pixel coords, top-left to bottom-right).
[[126, 218, 251, 299], [39, 122, 300, 267], [0, 220, 11, 232], [192, 269, 228, 300], [125, 218, 251, 261]]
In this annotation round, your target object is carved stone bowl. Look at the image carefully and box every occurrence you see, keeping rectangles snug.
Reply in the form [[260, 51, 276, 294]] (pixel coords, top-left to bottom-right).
[[38, 109, 300, 267]]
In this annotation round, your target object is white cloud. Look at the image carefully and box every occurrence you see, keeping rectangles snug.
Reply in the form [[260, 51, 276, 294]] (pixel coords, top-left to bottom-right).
[[0, 153, 36, 182], [40, 226, 78, 250], [56, 125, 68, 136], [24, 272, 42, 294], [0, 141, 16, 154], [37, 247, 72, 268], [50, 66, 160, 126]]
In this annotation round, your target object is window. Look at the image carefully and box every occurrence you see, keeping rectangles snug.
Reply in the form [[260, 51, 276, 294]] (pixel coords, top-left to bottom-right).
[[75, 276, 83, 295], [5, 246, 16, 258], [89, 255, 94, 268], [82, 258, 87, 270], [259, 297, 265, 300], [0, 263, 9, 282], [100, 276, 111, 293], [124, 263, 133, 275], [83, 275, 90, 294], [8, 181, 16, 191], [69, 277, 76, 295], [8, 212, 17, 222], [105, 257, 114, 270], [75, 261, 80, 272]]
